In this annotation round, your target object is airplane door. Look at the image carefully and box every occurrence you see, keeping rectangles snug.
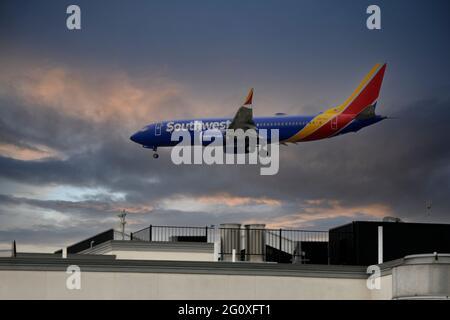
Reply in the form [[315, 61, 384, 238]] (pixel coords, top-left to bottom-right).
[[331, 116, 338, 130], [155, 122, 162, 136]]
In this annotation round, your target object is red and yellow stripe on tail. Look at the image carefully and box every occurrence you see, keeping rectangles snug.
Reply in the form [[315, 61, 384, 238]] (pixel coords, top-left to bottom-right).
[[287, 63, 386, 142]]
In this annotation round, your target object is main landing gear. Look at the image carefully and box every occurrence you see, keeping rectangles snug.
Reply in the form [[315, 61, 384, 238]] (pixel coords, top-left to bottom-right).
[[152, 146, 159, 159]]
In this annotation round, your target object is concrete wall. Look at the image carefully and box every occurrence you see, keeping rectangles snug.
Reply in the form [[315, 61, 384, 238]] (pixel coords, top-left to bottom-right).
[[0, 269, 373, 300], [369, 274, 393, 300], [4, 253, 448, 300], [0, 256, 381, 300], [392, 254, 450, 299]]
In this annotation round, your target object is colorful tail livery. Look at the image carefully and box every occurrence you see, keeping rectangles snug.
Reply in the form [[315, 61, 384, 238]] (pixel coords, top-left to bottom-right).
[[130, 64, 387, 158]]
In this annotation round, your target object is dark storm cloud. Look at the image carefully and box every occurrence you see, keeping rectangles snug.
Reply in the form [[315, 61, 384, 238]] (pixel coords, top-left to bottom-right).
[[0, 194, 138, 219], [1, 93, 449, 251], [219, 98, 450, 222], [0, 97, 103, 153], [1, 94, 449, 227]]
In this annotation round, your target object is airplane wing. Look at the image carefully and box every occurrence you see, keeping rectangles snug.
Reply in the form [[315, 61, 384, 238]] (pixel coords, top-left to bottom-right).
[[228, 88, 256, 130]]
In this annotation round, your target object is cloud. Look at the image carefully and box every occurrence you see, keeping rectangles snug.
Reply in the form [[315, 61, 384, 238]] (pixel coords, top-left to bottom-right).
[[246, 200, 391, 229], [0, 194, 153, 221], [158, 193, 281, 213], [0, 142, 62, 161], [197, 193, 281, 207], [4, 66, 182, 126], [0, 63, 241, 130]]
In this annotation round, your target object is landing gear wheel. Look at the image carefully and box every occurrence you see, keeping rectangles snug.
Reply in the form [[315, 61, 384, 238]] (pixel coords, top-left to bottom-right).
[[151, 146, 159, 159]]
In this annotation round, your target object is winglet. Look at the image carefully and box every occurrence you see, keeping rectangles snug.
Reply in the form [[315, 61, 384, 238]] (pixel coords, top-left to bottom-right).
[[243, 88, 254, 106]]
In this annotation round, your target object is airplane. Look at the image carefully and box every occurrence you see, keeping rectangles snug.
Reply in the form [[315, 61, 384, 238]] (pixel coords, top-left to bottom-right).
[[130, 63, 387, 158]]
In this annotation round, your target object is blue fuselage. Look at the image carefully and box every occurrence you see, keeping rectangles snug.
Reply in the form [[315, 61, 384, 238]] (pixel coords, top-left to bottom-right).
[[130, 114, 385, 149]]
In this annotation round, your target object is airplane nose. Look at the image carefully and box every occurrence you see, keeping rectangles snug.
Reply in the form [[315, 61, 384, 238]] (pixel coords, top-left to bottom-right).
[[130, 132, 142, 144]]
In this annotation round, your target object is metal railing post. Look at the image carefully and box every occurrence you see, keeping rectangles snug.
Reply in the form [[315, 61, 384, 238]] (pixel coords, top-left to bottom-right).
[[378, 226, 383, 264], [327, 233, 330, 265], [278, 228, 282, 263]]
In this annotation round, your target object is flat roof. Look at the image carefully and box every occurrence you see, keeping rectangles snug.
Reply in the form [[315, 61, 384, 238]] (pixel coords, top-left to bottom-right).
[[329, 220, 450, 231], [0, 254, 371, 278]]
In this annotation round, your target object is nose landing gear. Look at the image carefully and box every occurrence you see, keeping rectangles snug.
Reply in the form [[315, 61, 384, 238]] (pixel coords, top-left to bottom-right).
[[152, 146, 159, 159]]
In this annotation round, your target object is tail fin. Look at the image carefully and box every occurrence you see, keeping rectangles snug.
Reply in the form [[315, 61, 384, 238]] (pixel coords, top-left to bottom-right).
[[341, 63, 386, 115]]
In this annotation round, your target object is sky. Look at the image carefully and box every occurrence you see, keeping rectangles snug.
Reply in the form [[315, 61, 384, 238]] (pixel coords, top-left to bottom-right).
[[0, 0, 449, 252]]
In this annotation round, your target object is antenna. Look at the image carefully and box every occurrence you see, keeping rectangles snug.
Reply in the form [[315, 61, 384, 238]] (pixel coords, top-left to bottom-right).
[[12, 240, 16, 258], [118, 210, 127, 240], [426, 200, 432, 215]]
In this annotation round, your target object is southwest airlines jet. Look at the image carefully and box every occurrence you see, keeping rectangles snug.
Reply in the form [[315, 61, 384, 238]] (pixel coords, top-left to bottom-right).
[[130, 63, 387, 158]]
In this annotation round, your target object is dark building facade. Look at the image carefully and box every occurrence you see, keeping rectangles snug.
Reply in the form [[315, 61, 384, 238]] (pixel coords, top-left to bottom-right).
[[329, 221, 450, 265]]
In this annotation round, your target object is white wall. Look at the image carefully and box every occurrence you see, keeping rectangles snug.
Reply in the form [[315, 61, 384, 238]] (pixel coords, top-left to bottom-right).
[[369, 274, 392, 300], [0, 269, 380, 300]]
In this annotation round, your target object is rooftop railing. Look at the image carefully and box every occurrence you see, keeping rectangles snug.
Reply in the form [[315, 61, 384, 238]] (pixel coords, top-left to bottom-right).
[[131, 225, 353, 264]]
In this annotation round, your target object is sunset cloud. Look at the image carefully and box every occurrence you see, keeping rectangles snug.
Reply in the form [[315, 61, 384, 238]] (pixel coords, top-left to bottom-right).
[[243, 200, 391, 229], [196, 193, 281, 207], [0, 142, 63, 161], [157, 193, 281, 214], [4, 66, 184, 128], [1, 62, 247, 135]]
